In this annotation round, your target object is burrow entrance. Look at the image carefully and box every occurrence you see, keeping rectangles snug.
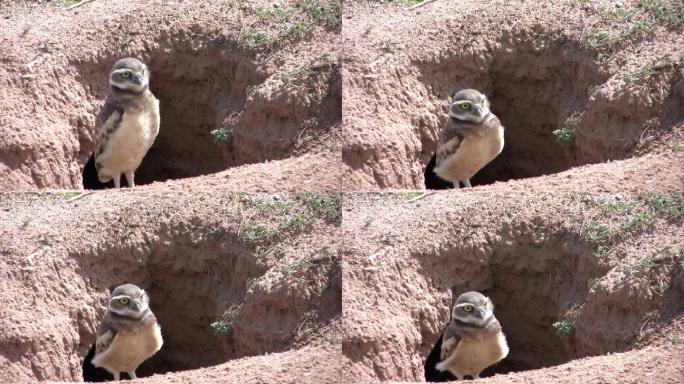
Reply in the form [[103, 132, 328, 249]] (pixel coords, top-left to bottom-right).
[[79, 237, 261, 380], [79, 35, 340, 189], [421, 235, 614, 380], [77, 231, 338, 381], [420, 38, 610, 189]]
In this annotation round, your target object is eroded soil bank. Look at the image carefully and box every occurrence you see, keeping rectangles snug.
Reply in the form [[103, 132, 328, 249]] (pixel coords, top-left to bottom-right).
[[342, 192, 684, 383], [0, 0, 342, 191], [342, 1, 684, 192], [0, 192, 342, 383]]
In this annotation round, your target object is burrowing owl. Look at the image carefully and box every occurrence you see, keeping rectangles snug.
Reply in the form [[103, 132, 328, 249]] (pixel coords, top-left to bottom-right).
[[94, 58, 160, 188], [91, 284, 163, 381], [436, 291, 508, 380], [433, 89, 504, 188]]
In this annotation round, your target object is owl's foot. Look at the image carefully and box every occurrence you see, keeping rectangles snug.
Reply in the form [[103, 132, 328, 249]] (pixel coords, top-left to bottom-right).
[[113, 174, 121, 189], [462, 179, 472, 188], [127, 370, 137, 379]]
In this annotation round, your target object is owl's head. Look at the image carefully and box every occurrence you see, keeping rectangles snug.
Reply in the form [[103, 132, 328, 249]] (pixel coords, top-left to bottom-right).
[[452, 291, 494, 326], [448, 89, 491, 123], [109, 57, 150, 94], [107, 284, 150, 318]]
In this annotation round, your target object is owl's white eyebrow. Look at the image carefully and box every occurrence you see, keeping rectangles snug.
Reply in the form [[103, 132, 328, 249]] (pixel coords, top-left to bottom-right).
[[110, 295, 131, 300], [454, 303, 475, 308], [111, 69, 131, 75]]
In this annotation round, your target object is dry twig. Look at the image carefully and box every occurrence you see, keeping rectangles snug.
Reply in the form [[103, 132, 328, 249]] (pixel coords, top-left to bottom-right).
[[408, 191, 435, 202], [67, 191, 94, 202], [67, 0, 97, 10], [410, 0, 439, 10]]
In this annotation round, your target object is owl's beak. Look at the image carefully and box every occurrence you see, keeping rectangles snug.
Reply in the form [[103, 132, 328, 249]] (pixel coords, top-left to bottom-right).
[[131, 74, 143, 85], [131, 301, 142, 312], [474, 308, 485, 319]]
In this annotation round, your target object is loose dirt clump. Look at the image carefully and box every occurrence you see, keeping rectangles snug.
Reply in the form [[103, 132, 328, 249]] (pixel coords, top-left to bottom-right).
[[341, 192, 684, 383], [342, 1, 684, 191], [0, 191, 342, 383], [0, 0, 342, 191]]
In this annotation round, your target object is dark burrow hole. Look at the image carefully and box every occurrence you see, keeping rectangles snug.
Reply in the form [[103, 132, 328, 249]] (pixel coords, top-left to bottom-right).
[[80, 36, 340, 189], [420, 38, 610, 190], [422, 237, 612, 381]]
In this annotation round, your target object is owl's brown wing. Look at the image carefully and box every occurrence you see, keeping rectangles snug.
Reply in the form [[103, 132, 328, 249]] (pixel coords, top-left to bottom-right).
[[440, 322, 462, 360], [94, 97, 124, 160], [95, 316, 118, 355], [436, 121, 465, 166]]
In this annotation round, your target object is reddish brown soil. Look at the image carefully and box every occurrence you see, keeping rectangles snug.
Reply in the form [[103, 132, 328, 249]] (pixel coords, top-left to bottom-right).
[[139, 152, 343, 192], [342, 0, 684, 191], [0, 192, 342, 383], [379, 344, 684, 384], [0, 0, 342, 191], [342, 192, 684, 383]]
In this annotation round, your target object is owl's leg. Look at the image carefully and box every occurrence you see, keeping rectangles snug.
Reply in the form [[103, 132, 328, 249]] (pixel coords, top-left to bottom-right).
[[462, 179, 472, 188], [454, 374, 463, 380], [125, 171, 135, 188], [127, 370, 137, 379], [113, 174, 121, 189], [112, 371, 120, 381], [473, 373, 480, 379], [452, 181, 460, 189]]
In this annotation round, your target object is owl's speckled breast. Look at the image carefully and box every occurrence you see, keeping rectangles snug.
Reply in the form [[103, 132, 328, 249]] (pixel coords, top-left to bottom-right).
[[434, 125, 504, 183], [92, 322, 163, 373], [99, 96, 159, 174]]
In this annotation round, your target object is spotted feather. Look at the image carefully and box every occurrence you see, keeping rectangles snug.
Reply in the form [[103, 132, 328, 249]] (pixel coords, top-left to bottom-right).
[[95, 318, 118, 355]]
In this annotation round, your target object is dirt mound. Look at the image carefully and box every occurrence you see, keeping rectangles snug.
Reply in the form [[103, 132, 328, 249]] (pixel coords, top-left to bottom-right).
[[0, 192, 342, 382], [342, 0, 684, 191], [341, 192, 684, 383], [136, 152, 344, 192], [0, 0, 342, 191]]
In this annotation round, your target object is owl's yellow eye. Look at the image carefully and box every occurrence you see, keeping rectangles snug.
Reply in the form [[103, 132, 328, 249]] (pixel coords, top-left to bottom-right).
[[121, 72, 130, 78], [463, 305, 473, 312], [119, 298, 129, 305], [460, 103, 471, 110]]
